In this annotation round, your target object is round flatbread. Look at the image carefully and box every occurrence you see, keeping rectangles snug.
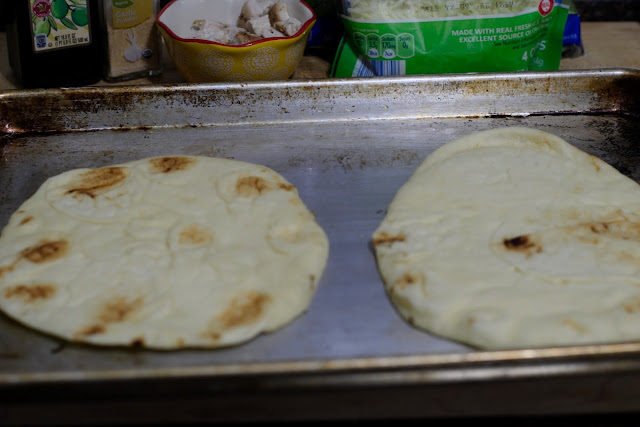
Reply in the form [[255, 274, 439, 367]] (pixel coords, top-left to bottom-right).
[[0, 156, 329, 349], [373, 127, 640, 350]]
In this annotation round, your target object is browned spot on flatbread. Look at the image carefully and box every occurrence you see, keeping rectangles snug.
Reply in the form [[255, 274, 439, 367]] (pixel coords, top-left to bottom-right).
[[98, 296, 143, 324], [149, 156, 195, 174], [590, 223, 609, 234], [130, 337, 145, 348], [578, 234, 601, 245], [0, 264, 15, 279], [66, 167, 128, 199], [502, 235, 542, 258], [179, 225, 213, 245], [562, 318, 588, 334], [4, 284, 56, 302], [602, 209, 628, 223], [554, 207, 583, 223], [310, 274, 316, 289], [589, 155, 601, 172], [0, 240, 67, 279], [19, 216, 34, 226], [75, 324, 106, 338], [528, 132, 555, 150], [372, 232, 406, 247], [219, 291, 271, 329], [392, 272, 425, 292], [279, 183, 295, 191], [623, 297, 640, 314], [176, 338, 185, 347], [203, 331, 221, 343], [74, 297, 143, 340], [21, 240, 69, 264], [236, 176, 272, 197], [569, 221, 640, 245]]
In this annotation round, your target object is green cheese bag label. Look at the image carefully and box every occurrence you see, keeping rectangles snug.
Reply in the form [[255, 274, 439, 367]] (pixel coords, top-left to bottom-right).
[[332, 0, 569, 77]]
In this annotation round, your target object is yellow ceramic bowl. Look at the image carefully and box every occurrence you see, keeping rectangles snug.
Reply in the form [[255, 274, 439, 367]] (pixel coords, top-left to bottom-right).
[[157, 0, 316, 83]]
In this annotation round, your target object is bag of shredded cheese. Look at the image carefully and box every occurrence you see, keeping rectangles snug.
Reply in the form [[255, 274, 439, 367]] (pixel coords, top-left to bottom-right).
[[331, 0, 569, 77]]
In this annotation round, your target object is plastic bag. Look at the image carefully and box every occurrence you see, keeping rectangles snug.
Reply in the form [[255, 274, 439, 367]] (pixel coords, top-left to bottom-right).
[[332, 0, 570, 77]]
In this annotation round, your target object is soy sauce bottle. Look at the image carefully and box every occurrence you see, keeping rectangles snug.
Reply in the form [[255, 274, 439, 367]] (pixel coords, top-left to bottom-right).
[[6, 0, 103, 88]]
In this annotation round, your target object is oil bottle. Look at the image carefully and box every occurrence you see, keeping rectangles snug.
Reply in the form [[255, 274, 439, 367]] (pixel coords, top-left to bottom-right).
[[6, 0, 103, 88]]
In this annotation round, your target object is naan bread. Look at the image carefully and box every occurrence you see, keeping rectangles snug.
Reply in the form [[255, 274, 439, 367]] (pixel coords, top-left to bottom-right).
[[373, 127, 640, 350], [0, 156, 329, 349]]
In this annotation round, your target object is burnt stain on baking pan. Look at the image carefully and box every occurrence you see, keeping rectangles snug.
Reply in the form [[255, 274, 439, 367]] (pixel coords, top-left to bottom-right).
[[0, 88, 142, 134], [0, 85, 230, 135], [0, 352, 23, 360], [588, 73, 640, 115]]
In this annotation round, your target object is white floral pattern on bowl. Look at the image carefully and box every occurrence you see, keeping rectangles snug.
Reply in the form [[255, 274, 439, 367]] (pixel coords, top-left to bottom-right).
[[243, 47, 280, 77]]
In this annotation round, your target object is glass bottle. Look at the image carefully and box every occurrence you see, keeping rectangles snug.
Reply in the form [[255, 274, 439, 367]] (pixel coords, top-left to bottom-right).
[[6, 0, 103, 88]]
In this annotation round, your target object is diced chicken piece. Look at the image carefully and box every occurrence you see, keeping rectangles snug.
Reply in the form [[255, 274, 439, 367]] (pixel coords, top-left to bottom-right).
[[246, 14, 284, 39], [191, 19, 207, 31], [275, 17, 302, 36], [269, 2, 290, 25], [193, 0, 298, 45], [237, 0, 261, 29], [235, 29, 263, 44], [262, 27, 285, 38], [191, 19, 233, 44], [238, 0, 274, 29]]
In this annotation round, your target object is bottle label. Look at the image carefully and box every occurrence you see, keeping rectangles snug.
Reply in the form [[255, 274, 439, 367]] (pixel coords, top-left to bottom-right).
[[29, 0, 92, 53], [111, 0, 154, 29]]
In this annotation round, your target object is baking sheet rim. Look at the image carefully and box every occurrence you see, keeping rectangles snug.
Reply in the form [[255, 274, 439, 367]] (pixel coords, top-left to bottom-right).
[[4, 341, 640, 385]]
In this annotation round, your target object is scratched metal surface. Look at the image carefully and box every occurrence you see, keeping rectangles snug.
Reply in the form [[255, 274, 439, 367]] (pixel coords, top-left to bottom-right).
[[0, 69, 639, 387]]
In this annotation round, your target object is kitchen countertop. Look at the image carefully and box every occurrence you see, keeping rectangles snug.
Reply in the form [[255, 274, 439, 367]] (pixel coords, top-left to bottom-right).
[[0, 21, 638, 90]]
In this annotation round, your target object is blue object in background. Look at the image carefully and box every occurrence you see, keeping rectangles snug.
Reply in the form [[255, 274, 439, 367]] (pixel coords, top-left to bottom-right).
[[307, 15, 342, 47], [562, 3, 585, 57]]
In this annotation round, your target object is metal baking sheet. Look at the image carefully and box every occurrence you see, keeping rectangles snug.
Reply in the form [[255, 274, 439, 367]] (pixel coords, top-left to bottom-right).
[[1, 69, 640, 421]]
